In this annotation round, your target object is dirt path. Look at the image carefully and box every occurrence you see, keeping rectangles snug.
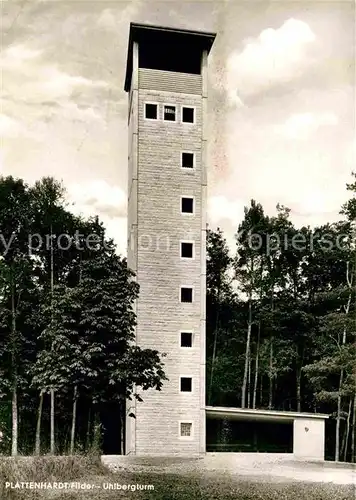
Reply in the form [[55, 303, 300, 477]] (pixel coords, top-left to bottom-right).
[[102, 453, 356, 485]]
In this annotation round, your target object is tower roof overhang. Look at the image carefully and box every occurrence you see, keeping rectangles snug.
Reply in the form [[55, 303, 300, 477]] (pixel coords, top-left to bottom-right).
[[124, 22, 216, 92]]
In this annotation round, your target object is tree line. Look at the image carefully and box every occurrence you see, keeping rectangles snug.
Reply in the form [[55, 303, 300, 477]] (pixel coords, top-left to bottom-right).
[[0, 176, 166, 456]]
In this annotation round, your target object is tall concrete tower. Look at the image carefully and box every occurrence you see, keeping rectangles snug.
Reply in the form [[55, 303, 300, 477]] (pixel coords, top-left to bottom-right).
[[124, 23, 216, 455]]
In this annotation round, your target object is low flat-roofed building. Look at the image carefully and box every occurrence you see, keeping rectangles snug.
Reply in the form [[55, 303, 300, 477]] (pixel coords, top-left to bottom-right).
[[206, 406, 329, 461]]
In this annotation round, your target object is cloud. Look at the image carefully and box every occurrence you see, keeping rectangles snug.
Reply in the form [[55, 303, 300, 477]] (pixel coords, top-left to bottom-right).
[[288, 185, 346, 225], [61, 102, 104, 123], [225, 89, 245, 108], [0, 44, 43, 67], [97, 1, 142, 30], [2, 42, 108, 105], [208, 195, 245, 226], [104, 216, 127, 256], [67, 180, 128, 255], [0, 149, 4, 173], [0, 114, 24, 137], [9, 66, 108, 104], [39, 67, 108, 99], [67, 180, 127, 220], [276, 112, 338, 139], [2, 41, 110, 138], [226, 19, 316, 98]]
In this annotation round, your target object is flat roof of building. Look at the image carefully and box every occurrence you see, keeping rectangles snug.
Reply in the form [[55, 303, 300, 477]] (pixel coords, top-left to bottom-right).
[[206, 406, 330, 423], [124, 22, 216, 92]]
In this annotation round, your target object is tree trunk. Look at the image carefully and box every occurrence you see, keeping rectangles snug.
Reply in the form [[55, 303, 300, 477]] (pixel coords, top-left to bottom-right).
[[241, 297, 252, 408], [86, 404, 92, 451], [259, 374, 263, 407], [252, 323, 260, 409], [335, 369, 343, 462], [49, 225, 55, 455], [342, 398, 352, 462], [268, 337, 274, 410], [120, 403, 125, 455], [93, 412, 102, 453], [247, 352, 251, 409], [336, 265, 353, 461], [296, 344, 304, 412], [70, 385, 78, 455], [351, 393, 356, 463], [336, 294, 350, 461], [296, 366, 302, 412], [11, 277, 18, 457], [11, 385, 18, 456], [50, 389, 55, 454], [35, 391, 44, 455], [208, 290, 220, 405], [208, 325, 218, 406], [268, 283, 275, 411]]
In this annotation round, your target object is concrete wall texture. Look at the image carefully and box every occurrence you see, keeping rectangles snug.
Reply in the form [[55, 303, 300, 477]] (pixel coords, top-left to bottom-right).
[[126, 45, 208, 455], [293, 418, 326, 461]]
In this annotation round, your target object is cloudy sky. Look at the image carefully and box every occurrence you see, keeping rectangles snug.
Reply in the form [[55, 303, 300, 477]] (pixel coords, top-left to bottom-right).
[[1, 0, 355, 253]]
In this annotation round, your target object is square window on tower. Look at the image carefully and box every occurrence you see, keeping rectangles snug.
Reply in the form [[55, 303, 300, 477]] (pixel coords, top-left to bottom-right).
[[145, 103, 158, 120], [181, 152, 194, 169], [180, 377, 192, 392], [180, 331, 193, 347], [181, 242, 194, 259], [180, 422, 192, 437], [182, 106, 195, 124], [181, 197, 194, 214], [180, 287, 193, 303], [163, 104, 176, 121]]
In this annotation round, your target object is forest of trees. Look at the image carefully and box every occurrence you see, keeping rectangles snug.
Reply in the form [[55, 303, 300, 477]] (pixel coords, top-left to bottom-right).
[[206, 175, 356, 463], [0, 176, 166, 457], [0, 173, 355, 463]]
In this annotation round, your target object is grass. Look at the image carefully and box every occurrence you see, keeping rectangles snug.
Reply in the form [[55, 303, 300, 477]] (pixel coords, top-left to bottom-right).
[[0, 455, 354, 499]]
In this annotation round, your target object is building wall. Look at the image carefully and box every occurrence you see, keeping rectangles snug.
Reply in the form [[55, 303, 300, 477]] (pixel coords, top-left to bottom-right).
[[126, 44, 139, 455], [126, 62, 207, 455], [139, 68, 202, 94], [293, 418, 326, 460]]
